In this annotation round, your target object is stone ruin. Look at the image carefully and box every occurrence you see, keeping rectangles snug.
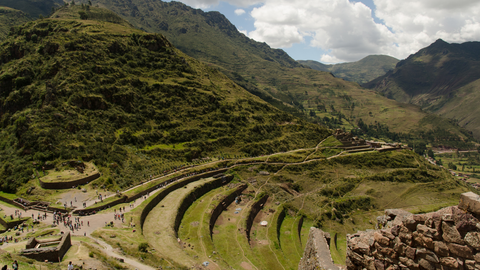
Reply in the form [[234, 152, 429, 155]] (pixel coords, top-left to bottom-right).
[[298, 227, 340, 270], [20, 232, 72, 262], [299, 192, 480, 270]]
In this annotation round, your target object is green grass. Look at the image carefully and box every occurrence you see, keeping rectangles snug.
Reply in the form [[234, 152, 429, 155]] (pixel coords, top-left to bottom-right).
[[142, 177, 215, 267], [267, 149, 314, 163], [319, 136, 343, 147], [39, 162, 99, 183], [177, 185, 232, 268], [278, 214, 303, 269], [0, 192, 18, 200]]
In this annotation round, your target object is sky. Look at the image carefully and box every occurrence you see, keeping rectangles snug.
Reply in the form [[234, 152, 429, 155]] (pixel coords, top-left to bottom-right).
[[167, 0, 480, 63]]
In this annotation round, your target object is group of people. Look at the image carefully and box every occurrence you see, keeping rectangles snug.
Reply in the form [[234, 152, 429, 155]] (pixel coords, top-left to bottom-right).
[[0, 235, 14, 244]]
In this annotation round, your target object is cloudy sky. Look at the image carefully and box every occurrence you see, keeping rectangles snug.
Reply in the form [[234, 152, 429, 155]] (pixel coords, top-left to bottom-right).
[[167, 0, 480, 63]]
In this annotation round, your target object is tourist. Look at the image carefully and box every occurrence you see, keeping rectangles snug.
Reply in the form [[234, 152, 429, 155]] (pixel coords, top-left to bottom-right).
[[68, 261, 73, 270], [12, 260, 18, 270]]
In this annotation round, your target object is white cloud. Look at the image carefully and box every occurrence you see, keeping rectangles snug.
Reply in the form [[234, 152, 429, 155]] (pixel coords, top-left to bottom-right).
[[173, 0, 480, 62], [234, 9, 246, 15]]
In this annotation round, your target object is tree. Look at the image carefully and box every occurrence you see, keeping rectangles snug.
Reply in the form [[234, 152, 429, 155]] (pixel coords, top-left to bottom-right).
[[78, 11, 88, 20], [447, 162, 457, 170], [88, 0, 92, 5], [427, 149, 435, 159], [71, 0, 76, 5]]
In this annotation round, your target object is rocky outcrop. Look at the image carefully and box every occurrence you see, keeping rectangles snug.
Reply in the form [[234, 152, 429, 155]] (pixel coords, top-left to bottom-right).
[[346, 192, 480, 270], [299, 227, 339, 270]]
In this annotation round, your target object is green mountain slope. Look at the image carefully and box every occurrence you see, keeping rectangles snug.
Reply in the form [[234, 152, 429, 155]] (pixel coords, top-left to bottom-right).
[[0, 7, 32, 41], [80, 0, 475, 146], [363, 39, 480, 139], [299, 55, 399, 84], [0, 6, 330, 192], [0, 0, 63, 18]]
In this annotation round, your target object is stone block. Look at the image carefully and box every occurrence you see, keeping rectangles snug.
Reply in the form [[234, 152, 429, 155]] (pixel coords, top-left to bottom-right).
[[474, 252, 480, 263], [418, 258, 435, 270], [466, 232, 480, 250], [405, 246, 416, 260], [417, 224, 437, 238], [434, 241, 450, 257], [466, 260, 476, 270], [375, 259, 385, 270], [375, 231, 391, 246], [448, 242, 474, 259], [440, 257, 459, 268], [459, 192, 480, 216], [443, 221, 465, 245], [381, 229, 396, 240]]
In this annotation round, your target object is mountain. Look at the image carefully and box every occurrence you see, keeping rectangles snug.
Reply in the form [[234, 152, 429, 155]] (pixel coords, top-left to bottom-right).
[[0, 5, 329, 192], [0, 7, 32, 41], [363, 39, 480, 139], [74, 0, 476, 146], [0, 0, 63, 19], [299, 55, 399, 84]]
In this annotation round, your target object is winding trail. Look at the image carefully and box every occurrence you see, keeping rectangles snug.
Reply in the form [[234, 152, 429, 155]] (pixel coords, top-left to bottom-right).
[[88, 236, 156, 270]]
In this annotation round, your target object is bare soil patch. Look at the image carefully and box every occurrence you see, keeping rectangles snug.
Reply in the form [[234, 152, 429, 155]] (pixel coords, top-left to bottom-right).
[[241, 261, 254, 270]]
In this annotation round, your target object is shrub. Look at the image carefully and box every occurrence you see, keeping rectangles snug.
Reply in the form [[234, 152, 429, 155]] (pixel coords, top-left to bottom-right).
[[138, 242, 149, 253]]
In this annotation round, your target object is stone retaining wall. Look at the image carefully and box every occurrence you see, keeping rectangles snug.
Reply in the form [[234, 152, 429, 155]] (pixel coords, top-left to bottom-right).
[[39, 173, 100, 189], [209, 184, 248, 238], [74, 169, 228, 216], [0, 216, 29, 230], [276, 207, 286, 247], [298, 227, 339, 270], [245, 194, 269, 243], [346, 192, 480, 270], [298, 215, 304, 246], [140, 169, 228, 230], [173, 175, 234, 237]]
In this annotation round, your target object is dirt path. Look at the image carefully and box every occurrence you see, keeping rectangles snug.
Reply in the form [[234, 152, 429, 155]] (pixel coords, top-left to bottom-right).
[[88, 236, 156, 270]]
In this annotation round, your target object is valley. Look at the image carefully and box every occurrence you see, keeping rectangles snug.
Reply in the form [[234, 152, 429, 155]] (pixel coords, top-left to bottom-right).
[[0, 1, 478, 269]]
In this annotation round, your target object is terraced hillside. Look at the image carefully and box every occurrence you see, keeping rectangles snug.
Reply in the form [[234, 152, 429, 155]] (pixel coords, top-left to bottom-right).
[[0, 6, 329, 192], [79, 136, 471, 269], [0, 132, 473, 269], [72, 0, 474, 144]]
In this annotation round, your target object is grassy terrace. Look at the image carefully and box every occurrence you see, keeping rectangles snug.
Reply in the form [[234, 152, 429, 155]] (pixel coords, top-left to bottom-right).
[[177, 184, 234, 269], [39, 162, 99, 183], [143, 177, 216, 268], [267, 149, 315, 163]]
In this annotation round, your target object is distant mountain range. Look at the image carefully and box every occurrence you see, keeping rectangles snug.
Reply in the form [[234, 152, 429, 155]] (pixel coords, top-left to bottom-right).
[[363, 39, 480, 138], [0, 0, 477, 144], [298, 55, 399, 84], [49, 0, 469, 143]]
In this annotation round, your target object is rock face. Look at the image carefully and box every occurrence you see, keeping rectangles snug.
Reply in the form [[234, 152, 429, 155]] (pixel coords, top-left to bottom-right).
[[345, 193, 480, 270], [299, 227, 339, 270]]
